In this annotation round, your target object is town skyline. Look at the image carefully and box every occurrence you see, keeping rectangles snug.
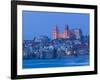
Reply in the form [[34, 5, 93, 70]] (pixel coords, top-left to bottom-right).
[[22, 11, 89, 40]]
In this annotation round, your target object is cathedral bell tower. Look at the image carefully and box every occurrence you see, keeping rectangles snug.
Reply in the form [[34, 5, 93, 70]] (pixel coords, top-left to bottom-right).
[[52, 26, 59, 39], [63, 25, 70, 38]]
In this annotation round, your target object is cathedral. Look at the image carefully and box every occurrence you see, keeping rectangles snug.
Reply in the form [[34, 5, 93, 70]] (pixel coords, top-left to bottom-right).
[[52, 25, 82, 39]]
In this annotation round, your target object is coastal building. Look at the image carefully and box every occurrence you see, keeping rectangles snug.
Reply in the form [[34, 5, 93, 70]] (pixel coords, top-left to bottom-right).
[[52, 25, 82, 39], [52, 25, 70, 39], [73, 28, 82, 39]]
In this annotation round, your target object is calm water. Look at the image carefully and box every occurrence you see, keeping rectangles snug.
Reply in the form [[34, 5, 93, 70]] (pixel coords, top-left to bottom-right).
[[23, 55, 89, 69]]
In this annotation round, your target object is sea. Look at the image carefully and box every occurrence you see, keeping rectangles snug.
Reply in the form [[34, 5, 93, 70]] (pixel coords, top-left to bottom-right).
[[23, 55, 89, 69]]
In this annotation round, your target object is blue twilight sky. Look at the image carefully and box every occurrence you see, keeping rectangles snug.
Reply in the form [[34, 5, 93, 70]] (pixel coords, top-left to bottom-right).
[[22, 11, 90, 40]]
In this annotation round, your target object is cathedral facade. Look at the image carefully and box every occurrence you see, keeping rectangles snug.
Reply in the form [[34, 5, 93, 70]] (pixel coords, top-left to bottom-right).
[[52, 25, 82, 39]]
